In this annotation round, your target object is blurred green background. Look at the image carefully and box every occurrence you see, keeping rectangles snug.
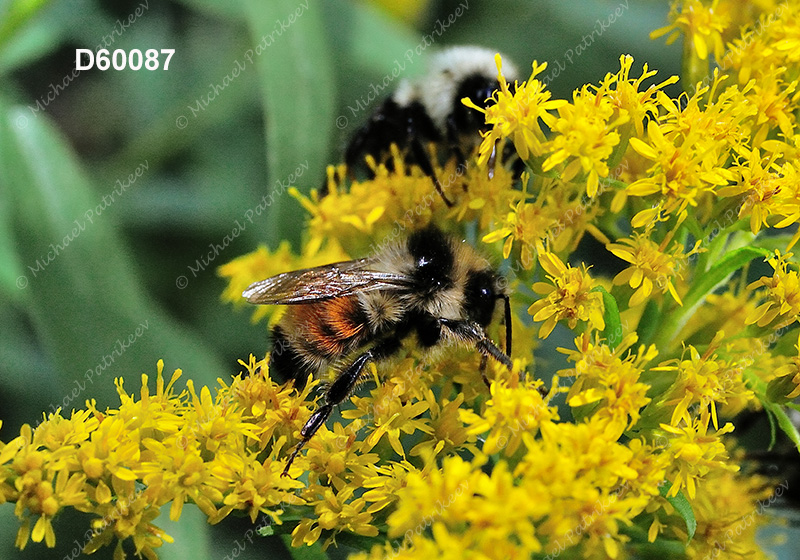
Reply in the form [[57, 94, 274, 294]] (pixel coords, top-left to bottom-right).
[[6, 0, 793, 559]]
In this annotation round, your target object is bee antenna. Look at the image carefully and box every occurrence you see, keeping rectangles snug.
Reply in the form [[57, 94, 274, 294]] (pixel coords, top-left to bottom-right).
[[501, 294, 512, 357]]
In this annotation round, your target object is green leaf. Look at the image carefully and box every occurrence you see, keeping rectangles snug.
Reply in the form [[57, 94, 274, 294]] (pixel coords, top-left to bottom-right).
[[242, 0, 334, 247], [659, 482, 697, 542], [683, 246, 771, 311], [653, 246, 771, 348], [0, 0, 50, 51], [323, 0, 423, 75], [592, 286, 622, 349], [637, 299, 661, 347], [0, 179, 24, 300], [764, 402, 800, 453], [158, 505, 212, 560], [1, 100, 228, 406], [620, 523, 686, 556], [744, 368, 800, 452]]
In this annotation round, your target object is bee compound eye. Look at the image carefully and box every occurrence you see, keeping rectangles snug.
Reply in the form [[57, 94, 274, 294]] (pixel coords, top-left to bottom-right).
[[465, 270, 497, 327]]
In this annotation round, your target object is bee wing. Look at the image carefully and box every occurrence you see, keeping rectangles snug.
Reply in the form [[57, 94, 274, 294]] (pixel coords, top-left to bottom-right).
[[242, 258, 412, 304]]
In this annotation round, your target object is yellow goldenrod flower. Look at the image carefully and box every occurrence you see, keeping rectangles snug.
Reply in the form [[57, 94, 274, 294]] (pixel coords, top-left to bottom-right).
[[607, 230, 701, 307], [686, 467, 774, 560], [482, 195, 554, 266], [602, 54, 678, 139], [749, 74, 799, 141], [528, 251, 606, 338], [651, 0, 729, 83], [658, 72, 756, 153], [292, 485, 378, 548], [651, 0, 728, 61], [653, 334, 754, 430], [718, 147, 789, 235], [659, 410, 737, 499], [387, 456, 547, 557], [746, 251, 800, 327], [516, 419, 653, 558], [359, 460, 414, 515], [463, 55, 566, 166], [724, 3, 800, 86], [447, 159, 522, 231], [542, 84, 625, 197], [460, 377, 554, 456], [628, 117, 736, 218], [0, 358, 317, 557], [410, 392, 474, 459], [559, 333, 656, 439]]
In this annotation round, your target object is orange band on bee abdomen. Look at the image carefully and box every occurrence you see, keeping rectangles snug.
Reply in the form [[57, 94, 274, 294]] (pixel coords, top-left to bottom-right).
[[291, 297, 369, 358]]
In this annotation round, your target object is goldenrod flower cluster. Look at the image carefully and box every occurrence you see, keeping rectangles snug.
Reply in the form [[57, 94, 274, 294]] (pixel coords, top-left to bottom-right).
[[3, 1, 800, 558]]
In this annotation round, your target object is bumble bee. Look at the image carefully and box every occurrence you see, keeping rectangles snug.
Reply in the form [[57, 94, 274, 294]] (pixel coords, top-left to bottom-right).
[[242, 224, 512, 475], [328, 45, 520, 206]]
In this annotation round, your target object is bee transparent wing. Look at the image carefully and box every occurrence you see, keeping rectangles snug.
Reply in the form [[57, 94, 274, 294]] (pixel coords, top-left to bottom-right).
[[242, 258, 412, 304]]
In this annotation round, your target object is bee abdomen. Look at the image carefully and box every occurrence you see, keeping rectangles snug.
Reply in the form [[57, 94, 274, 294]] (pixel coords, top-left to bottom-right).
[[269, 325, 316, 389], [284, 297, 373, 364]]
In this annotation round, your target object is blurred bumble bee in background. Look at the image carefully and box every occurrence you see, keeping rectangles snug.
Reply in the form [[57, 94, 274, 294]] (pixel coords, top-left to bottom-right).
[[324, 45, 520, 206], [243, 224, 512, 476]]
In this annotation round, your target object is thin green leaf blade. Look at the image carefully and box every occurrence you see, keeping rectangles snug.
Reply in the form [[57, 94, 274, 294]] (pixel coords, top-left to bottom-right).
[[659, 482, 697, 542], [682, 246, 772, 311], [243, 0, 334, 247], [592, 286, 622, 349], [764, 402, 800, 453], [0, 0, 51, 50], [1, 100, 228, 406]]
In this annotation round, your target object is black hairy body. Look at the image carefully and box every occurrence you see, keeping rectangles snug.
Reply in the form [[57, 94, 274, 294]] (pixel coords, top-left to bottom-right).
[[328, 46, 520, 206]]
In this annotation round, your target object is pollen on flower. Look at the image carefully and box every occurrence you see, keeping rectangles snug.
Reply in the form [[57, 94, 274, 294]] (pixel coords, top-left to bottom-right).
[[658, 410, 737, 499], [607, 230, 701, 307], [542, 84, 626, 197], [463, 55, 566, 167], [528, 251, 605, 338]]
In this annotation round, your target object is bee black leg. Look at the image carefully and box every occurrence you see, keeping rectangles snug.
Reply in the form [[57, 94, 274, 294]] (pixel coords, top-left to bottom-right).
[[281, 351, 373, 477], [478, 354, 490, 388], [445, 115, 469, 190], [281, 337, 403, 477], [408, 136, 454, 207], [439, 318, 512, 371], [281, 403, 334, 477]]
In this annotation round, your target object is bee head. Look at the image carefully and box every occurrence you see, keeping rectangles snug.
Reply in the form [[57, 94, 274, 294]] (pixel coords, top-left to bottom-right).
[[464, 269, 504, 327], [464, 267, 512, 356], [408, 226, 455, 296]]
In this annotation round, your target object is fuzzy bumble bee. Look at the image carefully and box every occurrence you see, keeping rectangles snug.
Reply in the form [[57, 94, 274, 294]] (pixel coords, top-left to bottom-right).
[[243, 225, 512, 475], [329, 45, 520, 206]]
